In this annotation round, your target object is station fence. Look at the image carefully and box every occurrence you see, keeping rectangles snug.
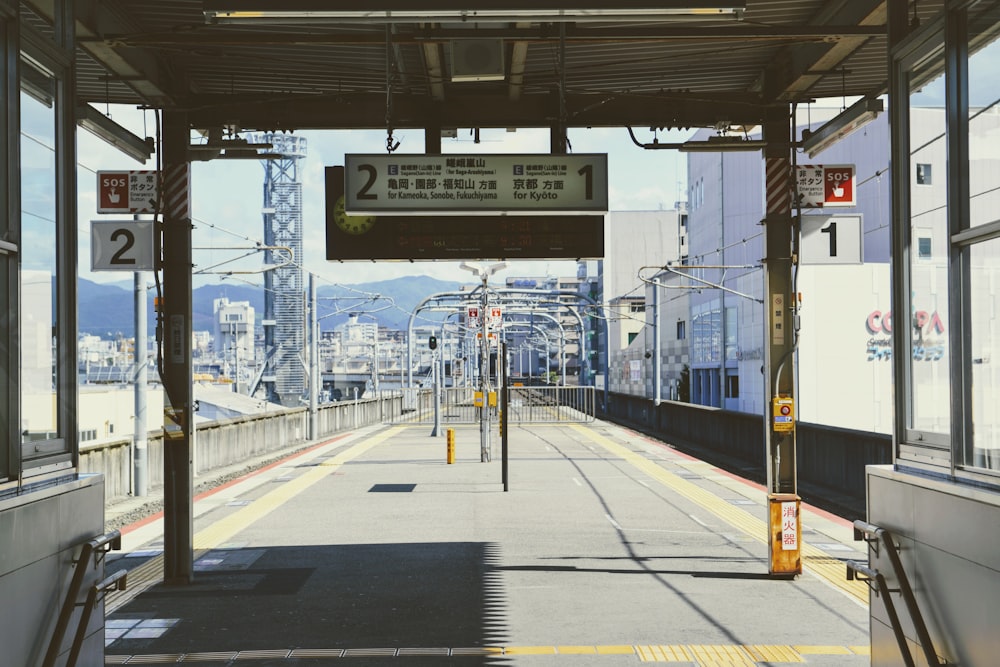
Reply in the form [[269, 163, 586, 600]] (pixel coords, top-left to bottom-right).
[[388, 385, 595, 425], [599, 391, 892, 518]]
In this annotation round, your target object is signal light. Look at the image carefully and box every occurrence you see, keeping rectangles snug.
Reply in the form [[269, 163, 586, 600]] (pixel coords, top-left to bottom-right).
[[429, 335, 438, 350]]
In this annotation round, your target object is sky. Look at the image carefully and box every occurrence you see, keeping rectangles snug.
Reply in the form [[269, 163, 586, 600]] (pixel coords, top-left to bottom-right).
[[76, 109, 694, 291]]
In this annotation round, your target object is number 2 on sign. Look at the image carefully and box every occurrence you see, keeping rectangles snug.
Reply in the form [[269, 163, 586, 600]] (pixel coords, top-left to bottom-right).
[[110, 228, 137, 265]]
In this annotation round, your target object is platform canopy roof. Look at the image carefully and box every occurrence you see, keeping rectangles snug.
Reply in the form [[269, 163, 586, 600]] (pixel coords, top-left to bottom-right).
[[30, 0, 937, 136]]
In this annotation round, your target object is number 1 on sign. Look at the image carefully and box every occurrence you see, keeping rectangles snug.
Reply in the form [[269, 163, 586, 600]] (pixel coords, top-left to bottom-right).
[[820, 221, 837, 257], [577, 164, 593, 200]]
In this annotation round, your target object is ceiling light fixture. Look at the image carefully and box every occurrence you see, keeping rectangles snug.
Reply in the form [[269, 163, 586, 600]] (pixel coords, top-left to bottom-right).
[[800, 97, 883, 158], [77, 105, 155, 164], [679, 136, 766, 152], [204, 1, 746, 24], [188, 129, 279, 160]]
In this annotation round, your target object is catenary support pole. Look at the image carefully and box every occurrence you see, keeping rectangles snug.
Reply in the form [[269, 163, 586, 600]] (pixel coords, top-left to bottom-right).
[[309, 274, 319, 440], [762, 110, 801, 577], [133, 270, 148, 497], [161, 111, 194, 585]]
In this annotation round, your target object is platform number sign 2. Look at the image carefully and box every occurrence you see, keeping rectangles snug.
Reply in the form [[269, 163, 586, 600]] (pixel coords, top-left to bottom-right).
[[91, 220, 155, 271]]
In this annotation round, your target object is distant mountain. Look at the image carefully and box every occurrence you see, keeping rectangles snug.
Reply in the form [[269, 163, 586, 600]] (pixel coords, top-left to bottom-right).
[[78, 275, 463, 338]]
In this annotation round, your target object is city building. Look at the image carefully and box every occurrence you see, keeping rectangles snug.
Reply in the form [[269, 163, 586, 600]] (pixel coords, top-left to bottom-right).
[[213, 297, 256, 393], [594, 208, 688, 397], [683, 112, 893, 424]]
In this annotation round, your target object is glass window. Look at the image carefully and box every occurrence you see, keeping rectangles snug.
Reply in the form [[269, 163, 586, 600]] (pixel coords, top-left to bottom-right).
[[676, 320, 686, 340], [20, 59, 59, 449], [968, 238, 1000, 470], [726, 373, 739, 399], [725, 306, 737, 362], [967, 5, 1000, 230], [964, 4, 1000, 473], [916, 163, 932, 185], [691, 301, 721, 365], [908, 54, 951, 436], [918, 235, 933, 258]]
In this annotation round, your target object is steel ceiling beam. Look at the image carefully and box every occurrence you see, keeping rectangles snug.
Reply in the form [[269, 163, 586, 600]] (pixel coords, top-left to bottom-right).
[[67, 0, 178, 105], [95, 24, 886, 48], [184, 91, 771, 130]]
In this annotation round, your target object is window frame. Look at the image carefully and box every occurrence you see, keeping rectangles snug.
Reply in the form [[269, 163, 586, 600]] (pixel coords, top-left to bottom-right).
[[891, 2, 1000, 487], [8, 2, 78, 483]]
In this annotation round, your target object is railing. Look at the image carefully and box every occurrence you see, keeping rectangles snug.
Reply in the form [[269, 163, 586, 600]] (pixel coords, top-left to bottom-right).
[[81, 395, 401, 505], [388, 385, 595, 425], [507, 385, 595, 423], [600, 392, 891, 517], [44, 530, 123, 667], [847, 521, 946, 667]]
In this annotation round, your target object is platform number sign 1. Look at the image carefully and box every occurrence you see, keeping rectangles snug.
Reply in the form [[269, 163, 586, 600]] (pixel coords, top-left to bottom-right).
[[800, 215, 862, 264], [91, 220, 155, 271]]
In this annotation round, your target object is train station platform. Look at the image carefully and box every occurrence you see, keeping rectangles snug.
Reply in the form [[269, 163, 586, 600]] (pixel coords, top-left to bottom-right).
[[102, 420, 871, 665]]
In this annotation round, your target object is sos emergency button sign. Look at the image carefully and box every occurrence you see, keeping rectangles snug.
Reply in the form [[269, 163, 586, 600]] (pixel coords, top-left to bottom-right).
[[795, 164, 856, 208], [97, 170, 158, 213]]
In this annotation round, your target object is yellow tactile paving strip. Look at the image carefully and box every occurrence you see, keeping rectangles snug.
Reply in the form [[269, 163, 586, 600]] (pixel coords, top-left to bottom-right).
[[106, 427, 403, 614], [107, 644, 870, 663], [569, 424, 869, 606]]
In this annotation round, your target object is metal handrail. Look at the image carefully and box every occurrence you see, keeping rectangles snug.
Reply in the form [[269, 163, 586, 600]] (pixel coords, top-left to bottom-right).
[[43, 530, 122, 667], [848, 521, 945, 667], [65, 570, 128, 667]]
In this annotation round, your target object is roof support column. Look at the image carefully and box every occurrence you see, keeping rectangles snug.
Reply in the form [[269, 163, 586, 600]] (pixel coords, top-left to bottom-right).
[[161, 111, 194, 585], [762, 109, 801, 577]]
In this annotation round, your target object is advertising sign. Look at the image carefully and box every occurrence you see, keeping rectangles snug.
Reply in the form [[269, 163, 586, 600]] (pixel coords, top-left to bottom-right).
[[343, 154, 608, 214]]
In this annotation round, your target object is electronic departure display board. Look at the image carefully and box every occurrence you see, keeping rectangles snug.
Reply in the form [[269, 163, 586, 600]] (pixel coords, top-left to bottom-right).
[[325, 166, 603, 261]]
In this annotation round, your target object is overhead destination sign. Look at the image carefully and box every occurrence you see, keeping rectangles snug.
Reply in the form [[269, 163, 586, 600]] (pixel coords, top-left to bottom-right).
[[325, 166, 603, 261], [344, 153, 608, 214]]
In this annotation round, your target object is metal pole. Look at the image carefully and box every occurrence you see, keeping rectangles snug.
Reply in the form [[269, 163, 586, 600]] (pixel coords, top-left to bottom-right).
[[373, 325, 379, 393], [431, 348, 442, 437], [353, 386, 359, 428], [133, 271, 148, 497], [501, 342, 509, 491], [763, 113, 801, 577], [309, 274, 319, 440], [653, 276, 662, 406], [480, 276, 490, 462], [440, 324, 447, 389], [161, 111, 194, 585]]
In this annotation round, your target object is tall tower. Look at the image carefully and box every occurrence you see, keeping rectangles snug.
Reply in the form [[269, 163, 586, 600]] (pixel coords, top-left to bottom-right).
[[257, 133, 307, 406]]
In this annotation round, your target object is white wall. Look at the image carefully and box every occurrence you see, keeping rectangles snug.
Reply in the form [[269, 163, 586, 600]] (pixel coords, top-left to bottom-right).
[[77, 386, 165, 445], [796, 264, 893, 433]]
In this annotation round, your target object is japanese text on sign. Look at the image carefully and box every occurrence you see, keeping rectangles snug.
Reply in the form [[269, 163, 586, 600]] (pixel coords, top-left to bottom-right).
[[344, 154, 608, 214], [488, 306, 503, 331], [781, 502, 798, 550]]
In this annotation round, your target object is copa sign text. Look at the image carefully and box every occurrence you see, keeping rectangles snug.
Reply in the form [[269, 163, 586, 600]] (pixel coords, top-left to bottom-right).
[[344, 154, 608, 214]]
